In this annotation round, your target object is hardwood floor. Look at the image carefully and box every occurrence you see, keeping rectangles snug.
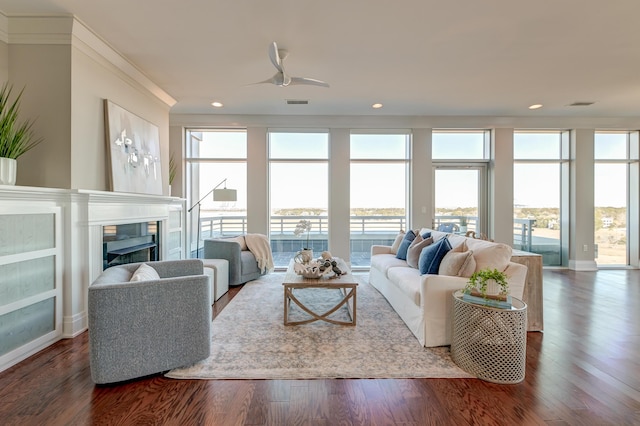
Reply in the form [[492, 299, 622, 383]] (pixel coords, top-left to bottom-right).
[[1, 270, 639, 425]]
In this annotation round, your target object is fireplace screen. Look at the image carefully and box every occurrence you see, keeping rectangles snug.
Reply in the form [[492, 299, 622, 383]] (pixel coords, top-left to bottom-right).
[[103, 221, 160, 269]]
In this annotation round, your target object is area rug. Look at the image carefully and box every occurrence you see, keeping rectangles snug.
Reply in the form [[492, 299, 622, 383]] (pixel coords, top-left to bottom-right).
[[166, 273, 472, 380]]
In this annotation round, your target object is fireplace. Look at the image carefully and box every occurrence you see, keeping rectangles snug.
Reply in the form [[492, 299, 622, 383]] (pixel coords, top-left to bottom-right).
[[102, 221, 160, 269]]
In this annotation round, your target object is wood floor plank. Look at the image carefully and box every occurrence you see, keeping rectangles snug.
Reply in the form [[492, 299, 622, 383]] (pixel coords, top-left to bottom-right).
[[0, 270, 639, 425]]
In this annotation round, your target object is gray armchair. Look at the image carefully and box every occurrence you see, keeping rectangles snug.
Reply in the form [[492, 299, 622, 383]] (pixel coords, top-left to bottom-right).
[[203, 237, 266, 285], [88, 259, 211, 384]]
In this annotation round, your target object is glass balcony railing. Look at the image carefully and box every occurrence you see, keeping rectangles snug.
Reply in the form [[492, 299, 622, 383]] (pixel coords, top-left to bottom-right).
[[195, 215, 562, 267]]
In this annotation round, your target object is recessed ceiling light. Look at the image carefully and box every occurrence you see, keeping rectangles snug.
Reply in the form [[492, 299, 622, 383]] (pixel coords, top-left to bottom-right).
[[372, 103, 383, 109], [211, 101, 224, 108], [528, 104, 543, 110]]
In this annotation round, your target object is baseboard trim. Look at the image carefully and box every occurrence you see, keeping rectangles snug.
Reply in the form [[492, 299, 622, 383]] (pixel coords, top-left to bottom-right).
[[568, 260, 598, 271], [63, 312, 87, 338]]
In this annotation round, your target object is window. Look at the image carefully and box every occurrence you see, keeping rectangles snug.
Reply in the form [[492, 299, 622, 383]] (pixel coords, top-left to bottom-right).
[[269, 130, 329, 268], [432, 130, 486, 160], [350, 132, 410, 267], [513, 131, 567, 266], [594, 131, 635, 266], [185, 129, 247, 257], [432, 130, 489, 234]]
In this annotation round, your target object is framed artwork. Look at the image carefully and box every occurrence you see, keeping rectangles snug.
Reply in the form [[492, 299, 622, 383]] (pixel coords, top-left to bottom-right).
[[104, 99, 163, 195]]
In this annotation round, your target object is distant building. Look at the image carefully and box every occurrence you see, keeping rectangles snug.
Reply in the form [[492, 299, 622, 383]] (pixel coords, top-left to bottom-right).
[[602, 217, 613, 228]]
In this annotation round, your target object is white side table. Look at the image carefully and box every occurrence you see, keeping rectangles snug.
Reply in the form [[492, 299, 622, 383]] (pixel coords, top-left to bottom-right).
[[451, 290, 527, 384], [202, 259, 229, 304]]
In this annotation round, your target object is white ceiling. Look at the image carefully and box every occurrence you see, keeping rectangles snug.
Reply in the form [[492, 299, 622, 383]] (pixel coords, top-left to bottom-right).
[[1, 0, 640, 117]]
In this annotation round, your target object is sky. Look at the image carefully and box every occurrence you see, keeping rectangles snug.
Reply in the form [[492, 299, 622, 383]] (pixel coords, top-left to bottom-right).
[[191, 130, 630, 212]]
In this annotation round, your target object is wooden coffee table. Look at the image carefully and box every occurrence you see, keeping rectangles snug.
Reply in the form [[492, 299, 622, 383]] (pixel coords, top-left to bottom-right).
[[283, 258, 358, 326]]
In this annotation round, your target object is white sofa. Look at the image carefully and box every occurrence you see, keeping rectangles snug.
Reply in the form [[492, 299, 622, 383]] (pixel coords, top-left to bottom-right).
[[369, 228, 528, 347]]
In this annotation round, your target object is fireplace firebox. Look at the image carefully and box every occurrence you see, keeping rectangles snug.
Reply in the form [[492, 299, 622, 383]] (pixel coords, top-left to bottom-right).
[[102, 221, 160, 269]]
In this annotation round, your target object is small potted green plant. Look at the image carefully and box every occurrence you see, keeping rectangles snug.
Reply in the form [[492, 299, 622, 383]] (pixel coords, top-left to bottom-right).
[[459, 216, 468, 233], [168, 153, 177, 194], [464, 267, 509, 300], [0, 83, 42, 185]]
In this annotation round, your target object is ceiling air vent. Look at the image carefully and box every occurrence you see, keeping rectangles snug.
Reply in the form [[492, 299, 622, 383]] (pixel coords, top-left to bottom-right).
[[286, 99, 309, 105], [568, 101, 595, 107]]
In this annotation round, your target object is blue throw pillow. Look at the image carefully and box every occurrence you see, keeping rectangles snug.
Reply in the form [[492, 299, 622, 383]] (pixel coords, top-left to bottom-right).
[[418, 237, 452, 275], [395, 230, 416, 260], [421, 231, 432, 239]]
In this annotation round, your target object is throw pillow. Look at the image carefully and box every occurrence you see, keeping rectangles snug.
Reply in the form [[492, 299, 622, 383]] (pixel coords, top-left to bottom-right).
[[407, 236, 434, 269], [129, 263, 160, 282], [395, 230, 417, 260], [418, 237, 452, 275], [390, 230, 406, 254], [458, 252, 477, 277], [439, 249, 476, 277], [421, 231, 432, 239]]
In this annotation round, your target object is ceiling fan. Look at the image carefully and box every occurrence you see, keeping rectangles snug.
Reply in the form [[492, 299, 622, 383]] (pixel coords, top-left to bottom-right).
[[254, 42, 329, 88]]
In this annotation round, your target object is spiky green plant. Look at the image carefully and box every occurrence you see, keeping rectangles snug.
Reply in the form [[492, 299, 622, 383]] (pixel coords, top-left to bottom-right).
[[169, 153, 177, 185], [0, 84, 42, 159]]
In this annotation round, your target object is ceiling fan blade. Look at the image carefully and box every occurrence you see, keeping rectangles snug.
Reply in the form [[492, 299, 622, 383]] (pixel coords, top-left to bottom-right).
[[289, 77, 330, 88], [268, 42, 283, 72]]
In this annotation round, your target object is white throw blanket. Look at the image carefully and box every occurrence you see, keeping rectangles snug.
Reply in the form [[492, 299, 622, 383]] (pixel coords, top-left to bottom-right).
[[245, 233, 274, 274]]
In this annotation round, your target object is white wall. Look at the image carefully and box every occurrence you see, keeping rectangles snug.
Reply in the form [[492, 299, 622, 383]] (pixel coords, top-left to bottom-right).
[[0, 40, 8, 83], [70, 40, 170, 191], [9, 43, 72, 188]]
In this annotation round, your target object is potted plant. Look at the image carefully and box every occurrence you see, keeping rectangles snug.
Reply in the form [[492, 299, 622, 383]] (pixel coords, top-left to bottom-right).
[[168, 153, 177, 194], [459, 216, 468, 233], [464, 267, 509, 300], [0, 83, 42, 185], [293, 219, 313, 262]]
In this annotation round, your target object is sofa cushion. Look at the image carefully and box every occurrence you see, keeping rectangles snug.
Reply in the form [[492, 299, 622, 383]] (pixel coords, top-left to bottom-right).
[[464, 238, 512, 272], [387, 266, 422, 306], [446, 234, 466, 249], [390, 231, 406, 254], [439, 248, 476, 277], [129, 263, 160, 282], [371, 253, 410, 276], [418, 237, 452, 275], [396, 230, 417, 260], [407, 236, 434, 269]]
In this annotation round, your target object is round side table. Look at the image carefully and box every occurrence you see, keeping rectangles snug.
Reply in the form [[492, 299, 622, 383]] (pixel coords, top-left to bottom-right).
[[451, 290, 528, 384]]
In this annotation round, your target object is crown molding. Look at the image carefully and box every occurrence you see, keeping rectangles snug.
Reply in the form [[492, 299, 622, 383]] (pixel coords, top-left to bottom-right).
[[7, 14, 73, 44], [70, 18, 176, 107], [5, 14, 176, 107]]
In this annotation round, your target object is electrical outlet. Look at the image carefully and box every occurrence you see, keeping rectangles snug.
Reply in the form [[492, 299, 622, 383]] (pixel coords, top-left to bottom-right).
[[583, 244, 588, 252]]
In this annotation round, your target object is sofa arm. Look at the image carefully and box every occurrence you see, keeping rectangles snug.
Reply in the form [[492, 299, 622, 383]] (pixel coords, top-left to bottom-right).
[[504, 262, 527, 300], [420, 275, 469, 346], [371, 245, 393, 256], [203, 239, 242, 285]]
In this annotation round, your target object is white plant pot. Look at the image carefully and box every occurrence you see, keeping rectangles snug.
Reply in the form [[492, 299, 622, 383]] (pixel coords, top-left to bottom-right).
[[485, 279, 501, 296], [0, 157, 17, 185]]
